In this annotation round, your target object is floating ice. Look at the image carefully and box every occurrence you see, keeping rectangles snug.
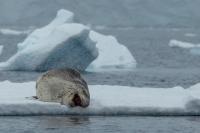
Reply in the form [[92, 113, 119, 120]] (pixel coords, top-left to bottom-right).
[[87, 31, 136, 72], [0, 9, 136, 72], [169, 40, 200, 55], [0, 29, 31, 35], [0, 81, 200, 116], [169, 40, 200, 49], [0, 9, 98, 71]]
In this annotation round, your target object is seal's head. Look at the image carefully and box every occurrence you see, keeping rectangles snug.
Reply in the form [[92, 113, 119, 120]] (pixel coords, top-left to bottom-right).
[[61, 85, 90, 108]]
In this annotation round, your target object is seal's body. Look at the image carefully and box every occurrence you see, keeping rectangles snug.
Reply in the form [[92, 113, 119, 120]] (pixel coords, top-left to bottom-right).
[[36, 68, 90, 107]]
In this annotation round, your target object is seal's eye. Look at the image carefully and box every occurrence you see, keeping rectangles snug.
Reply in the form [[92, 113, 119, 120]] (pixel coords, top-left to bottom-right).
[[72, 94, 81, 106]]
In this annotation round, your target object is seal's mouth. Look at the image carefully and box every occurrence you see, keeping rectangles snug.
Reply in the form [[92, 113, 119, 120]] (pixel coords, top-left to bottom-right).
[[72, 94, 82, 106]]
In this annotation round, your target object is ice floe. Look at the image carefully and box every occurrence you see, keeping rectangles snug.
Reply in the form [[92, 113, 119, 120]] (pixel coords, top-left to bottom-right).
[[169, 40, 200, 49], [0, 28, 31, 35], [169, 40, 200, 55], [0, 9, 136, 72], [0, 81, 200, 116]]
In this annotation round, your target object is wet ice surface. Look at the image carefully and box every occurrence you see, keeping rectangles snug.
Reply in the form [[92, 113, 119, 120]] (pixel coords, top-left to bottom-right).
[[0, 116, 200, 133]]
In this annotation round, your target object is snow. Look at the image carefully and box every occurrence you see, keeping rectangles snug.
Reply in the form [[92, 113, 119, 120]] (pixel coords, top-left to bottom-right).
[[0, 45, 3, 56], [0, 9, 98, 71], [169, 40, 200, 49], [87, 31, 136, 72], [0, 9, 136, 72], [0, 29, 31, 35], [0, 81, 200, 116]]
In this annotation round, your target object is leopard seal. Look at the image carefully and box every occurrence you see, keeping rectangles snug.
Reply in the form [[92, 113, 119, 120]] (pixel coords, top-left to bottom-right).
[[36, 68, 90, 107]]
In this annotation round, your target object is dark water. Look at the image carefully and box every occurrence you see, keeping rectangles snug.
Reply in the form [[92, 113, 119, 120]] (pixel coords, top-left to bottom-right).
[[1, 0, 200, 132], [1, 116, 200, 133], [1, 68, 200, 88]]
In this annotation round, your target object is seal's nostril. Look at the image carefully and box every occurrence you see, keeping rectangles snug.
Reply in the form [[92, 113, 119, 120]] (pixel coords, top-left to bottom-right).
[[73, 94, 81, 106]]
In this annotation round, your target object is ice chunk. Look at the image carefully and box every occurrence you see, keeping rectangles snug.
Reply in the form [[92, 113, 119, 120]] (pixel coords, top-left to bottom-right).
[[168, 40, 200, 49], [169, 39, 200, 55], [0, 29, 31, 35], [0, 10, 98, 71], [87, 31, 136, 72], [0, 81, 199, 116]]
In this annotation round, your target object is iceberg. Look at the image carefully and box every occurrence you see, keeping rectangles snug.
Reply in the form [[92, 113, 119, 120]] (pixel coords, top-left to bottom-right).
[[0, 9, 136, 72], [0, 81, 200, 116], [87, 31, 136, 72], [0, 9, 98, 71]]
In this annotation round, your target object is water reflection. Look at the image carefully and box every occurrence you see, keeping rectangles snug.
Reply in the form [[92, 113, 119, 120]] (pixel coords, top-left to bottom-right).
[[40, 116, 90, 128], [1, 116, 200, 133]]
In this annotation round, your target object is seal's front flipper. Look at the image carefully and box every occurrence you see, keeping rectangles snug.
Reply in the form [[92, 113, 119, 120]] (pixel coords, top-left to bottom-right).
[[25, 96, 38, 100], [32, 96, 38, 99]]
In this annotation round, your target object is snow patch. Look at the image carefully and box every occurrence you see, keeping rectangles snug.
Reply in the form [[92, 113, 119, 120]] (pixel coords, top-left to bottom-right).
[[0, 81, 200, 116]]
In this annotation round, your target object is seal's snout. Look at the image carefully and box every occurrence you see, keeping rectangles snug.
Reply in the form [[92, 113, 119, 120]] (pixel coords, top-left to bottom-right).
[[72, 94, 82, 106]]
